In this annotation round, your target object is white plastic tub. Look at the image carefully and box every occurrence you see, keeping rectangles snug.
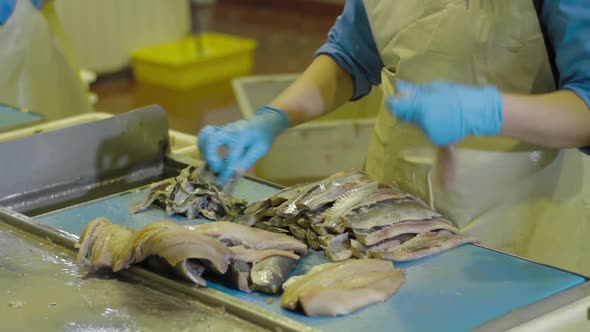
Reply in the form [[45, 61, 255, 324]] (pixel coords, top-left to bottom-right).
[[0, 112, 197, 154], [231, 74, 382, 184]]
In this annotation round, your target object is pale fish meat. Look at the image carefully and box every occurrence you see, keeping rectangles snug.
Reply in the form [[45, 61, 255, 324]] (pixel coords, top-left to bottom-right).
[[281, 259, 405, 316], [76, 217, 135, 270], [369, 232, 479, 262], [186, 221, 308, 255], [129, 165, 247, 221]]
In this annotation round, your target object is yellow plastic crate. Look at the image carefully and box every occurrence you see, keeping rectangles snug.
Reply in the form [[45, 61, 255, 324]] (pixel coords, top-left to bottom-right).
[[131, 32, 257, 90]]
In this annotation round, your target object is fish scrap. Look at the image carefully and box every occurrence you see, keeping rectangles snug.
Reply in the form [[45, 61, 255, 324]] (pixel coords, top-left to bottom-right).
[[77, 217, 307, 293], [129, 165, 247, 221], [281, 259, 405, 316], [239, 169, 478, 263]]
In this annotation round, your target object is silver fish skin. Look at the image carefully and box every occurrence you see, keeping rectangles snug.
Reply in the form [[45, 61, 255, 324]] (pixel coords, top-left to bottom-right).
[[342, 200, 441, 231]]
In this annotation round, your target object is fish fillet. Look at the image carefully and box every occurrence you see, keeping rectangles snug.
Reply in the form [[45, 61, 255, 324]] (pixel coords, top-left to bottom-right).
[[353, 218, 459, 246], [370, 232, 478, 262], [298, 269, 405, 316], [342, 200, 441, 231], [229, 245, 300, 263], [186, 221, 307, 255], [281, 259, 404, 316], [77, 217, 136, 270], [281, 259, 394, 310]]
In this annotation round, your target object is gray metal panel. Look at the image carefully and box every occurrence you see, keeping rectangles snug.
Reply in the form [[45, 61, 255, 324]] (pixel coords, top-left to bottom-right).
[[0, 105, 170, 213]]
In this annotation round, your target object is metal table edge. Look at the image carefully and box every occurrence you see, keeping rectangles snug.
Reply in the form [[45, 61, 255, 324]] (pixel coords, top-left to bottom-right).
[[0, 207, 317, 332]]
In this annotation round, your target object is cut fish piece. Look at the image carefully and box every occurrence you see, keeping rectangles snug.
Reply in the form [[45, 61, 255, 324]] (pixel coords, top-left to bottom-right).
[[298, 269, 405, 316], [226, 260, 252, 292], [281, 259, 403, 316], [77, 217, 135, 270], [175, 259, 207, 287], [306, 229, 321, 250], [129, 165, 247, 220], [324, 233, 352, 262], [295, 170, 373, 213], [370, 232, 478, 262], [186, 221, 307, 255], [323, 186, 412, 233], [342, 200, 441, 231], [276, 170, 371, 218], [114, 221, 231, 274], [353, 218, 459, 246], [251, 256, 298, 294]]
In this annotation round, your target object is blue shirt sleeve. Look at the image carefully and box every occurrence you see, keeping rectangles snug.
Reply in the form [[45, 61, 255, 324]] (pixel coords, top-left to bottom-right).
[[314, 0, 384, 101], [541, 0, 590, 108], [540, 0, 590, 153]]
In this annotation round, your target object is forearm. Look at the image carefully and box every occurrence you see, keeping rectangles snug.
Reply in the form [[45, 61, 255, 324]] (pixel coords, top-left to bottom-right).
[[269, 55, 354, 126], [501, 90, 590, 149]]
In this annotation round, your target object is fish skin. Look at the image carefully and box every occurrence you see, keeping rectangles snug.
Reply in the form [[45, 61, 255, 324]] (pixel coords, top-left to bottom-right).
[[323, 186, 412, 234], [251, 256, 298, 294], [353, 218, 459, 246], [129, 165, 247, 220], [281, 259, 397, 311], [226, 260, 252, 292], [306, 229, 321, 250], [324, 233, 352, 262], [369, 232, 479, 262], [341, 200, 441, 231], [276, 170, 371, 218], [174, 259, 207, 287]]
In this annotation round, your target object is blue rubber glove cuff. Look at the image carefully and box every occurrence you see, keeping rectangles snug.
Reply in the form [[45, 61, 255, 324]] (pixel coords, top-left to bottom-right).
[[255, 105, 290, 135]]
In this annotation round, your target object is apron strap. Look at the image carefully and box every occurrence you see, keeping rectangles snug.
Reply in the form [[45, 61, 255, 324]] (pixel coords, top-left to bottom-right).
[[532, 0, 559, 86]]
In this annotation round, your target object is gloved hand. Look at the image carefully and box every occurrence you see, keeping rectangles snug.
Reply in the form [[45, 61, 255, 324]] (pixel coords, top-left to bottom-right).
[[387, 80, 504, 146], [198, 106, 289, 185], [0, 0, 44, 25]]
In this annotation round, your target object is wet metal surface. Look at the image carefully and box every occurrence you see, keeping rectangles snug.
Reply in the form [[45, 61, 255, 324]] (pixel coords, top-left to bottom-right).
[[0, 222, 268, 332]]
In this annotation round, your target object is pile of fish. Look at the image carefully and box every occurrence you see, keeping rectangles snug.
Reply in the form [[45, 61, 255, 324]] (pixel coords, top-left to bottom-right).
[[240, 169, 478, 262], [76, 217, 307, 293], [281, 259, 405, 316], [129, 165, 247, 221]]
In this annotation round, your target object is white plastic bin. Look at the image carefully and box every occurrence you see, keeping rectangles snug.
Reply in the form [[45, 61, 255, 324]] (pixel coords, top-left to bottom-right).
[[0, 112, 197, 154], [231, 74, 382, 184]]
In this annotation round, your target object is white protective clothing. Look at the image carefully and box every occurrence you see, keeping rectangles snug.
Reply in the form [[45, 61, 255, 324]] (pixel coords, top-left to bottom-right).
[[363, 0, 590, 275], [0, 0, 91, 121]]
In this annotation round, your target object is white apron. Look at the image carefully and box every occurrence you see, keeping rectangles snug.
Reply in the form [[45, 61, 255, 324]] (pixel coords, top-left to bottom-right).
[[0, 0, 91, 121], [363, 0, 590, 275]]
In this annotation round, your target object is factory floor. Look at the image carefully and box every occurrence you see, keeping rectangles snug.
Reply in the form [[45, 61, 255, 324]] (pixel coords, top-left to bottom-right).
[[90, 0, 340, 136]]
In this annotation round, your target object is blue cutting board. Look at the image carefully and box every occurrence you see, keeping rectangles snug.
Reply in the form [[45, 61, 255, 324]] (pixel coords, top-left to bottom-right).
[[35, 178, 586, 332]]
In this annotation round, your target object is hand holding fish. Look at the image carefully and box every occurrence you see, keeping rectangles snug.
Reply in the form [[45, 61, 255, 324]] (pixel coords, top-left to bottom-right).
[[387, 80, 503, 191], [197, 106, 289, 185]]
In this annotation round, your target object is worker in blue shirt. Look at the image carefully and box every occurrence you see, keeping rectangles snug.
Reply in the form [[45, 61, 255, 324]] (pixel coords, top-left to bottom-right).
[[0, 0, 91, 120], [201, 0, 590, 274]]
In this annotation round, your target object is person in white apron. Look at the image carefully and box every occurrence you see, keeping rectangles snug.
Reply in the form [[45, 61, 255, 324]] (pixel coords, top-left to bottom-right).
[[0, 0, 91, 121], [199, 0, 590, 275]]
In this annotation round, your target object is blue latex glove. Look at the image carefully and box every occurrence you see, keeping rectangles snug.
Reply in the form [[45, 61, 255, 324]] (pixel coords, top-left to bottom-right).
[[198, 106, 289, 185], [387, 80, 504, 146], [0, 0, 44, 25]]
